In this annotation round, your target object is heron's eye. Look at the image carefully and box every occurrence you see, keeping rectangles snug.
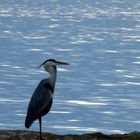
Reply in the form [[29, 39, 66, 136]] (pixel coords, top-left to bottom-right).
[[44, 83, 54, 93]]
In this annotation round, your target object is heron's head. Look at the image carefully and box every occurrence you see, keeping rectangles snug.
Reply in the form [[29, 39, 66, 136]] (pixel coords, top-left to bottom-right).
[[39, 59, 69, 72]]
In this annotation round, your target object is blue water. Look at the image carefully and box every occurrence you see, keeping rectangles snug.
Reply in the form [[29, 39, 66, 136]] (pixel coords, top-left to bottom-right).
[[0, 0, 140, 134]]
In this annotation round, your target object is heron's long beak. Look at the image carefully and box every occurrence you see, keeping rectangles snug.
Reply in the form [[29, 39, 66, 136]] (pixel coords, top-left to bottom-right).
[[56, 61, 69, 65], [37, 60, 69, 69]]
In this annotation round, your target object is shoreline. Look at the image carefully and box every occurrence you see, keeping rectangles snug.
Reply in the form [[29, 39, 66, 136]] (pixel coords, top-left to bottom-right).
[[0, 130, 140, 140]]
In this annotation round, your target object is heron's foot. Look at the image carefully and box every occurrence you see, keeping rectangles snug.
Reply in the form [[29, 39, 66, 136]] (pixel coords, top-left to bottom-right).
[[40, 138, 46, 140], [34, 137, 46, 140]]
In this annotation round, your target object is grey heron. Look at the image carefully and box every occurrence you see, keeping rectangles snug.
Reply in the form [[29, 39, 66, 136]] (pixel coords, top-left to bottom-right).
[[25, 59, 69, 140]]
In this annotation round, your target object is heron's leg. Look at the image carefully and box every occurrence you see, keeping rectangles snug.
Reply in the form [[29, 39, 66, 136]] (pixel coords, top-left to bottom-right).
[[39, 117, 43, 140]]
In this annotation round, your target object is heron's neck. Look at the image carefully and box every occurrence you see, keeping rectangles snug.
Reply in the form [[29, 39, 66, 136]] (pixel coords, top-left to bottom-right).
[[48, 66, 57, 88]]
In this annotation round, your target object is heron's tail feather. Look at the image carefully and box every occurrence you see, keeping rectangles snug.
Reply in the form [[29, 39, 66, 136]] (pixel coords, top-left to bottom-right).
[[25, 116, 33, 129]]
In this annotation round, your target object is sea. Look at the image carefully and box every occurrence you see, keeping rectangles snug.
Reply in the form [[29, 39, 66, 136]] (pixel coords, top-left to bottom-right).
[[0, 0, 140, 134]]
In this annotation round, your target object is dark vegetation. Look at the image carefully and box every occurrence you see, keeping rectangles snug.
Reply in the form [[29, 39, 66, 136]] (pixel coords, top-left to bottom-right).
[[0, 130, 140, 140]]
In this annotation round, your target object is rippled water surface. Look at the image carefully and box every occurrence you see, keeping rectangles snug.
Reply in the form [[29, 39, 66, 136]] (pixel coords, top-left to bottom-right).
[[0, 0, 140, 134]]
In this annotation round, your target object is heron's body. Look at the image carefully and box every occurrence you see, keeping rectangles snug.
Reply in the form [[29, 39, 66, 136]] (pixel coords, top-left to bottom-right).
[[25, 59, 68, 140], [25, 79, 54, 128]]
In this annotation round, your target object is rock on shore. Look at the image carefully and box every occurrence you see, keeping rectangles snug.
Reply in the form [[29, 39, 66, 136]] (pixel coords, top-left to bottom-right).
[[0, 130, 140, 140]]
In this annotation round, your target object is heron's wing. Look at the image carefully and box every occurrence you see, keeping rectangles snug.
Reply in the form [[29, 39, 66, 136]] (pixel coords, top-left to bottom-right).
[[26, 79, 53, 120]]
